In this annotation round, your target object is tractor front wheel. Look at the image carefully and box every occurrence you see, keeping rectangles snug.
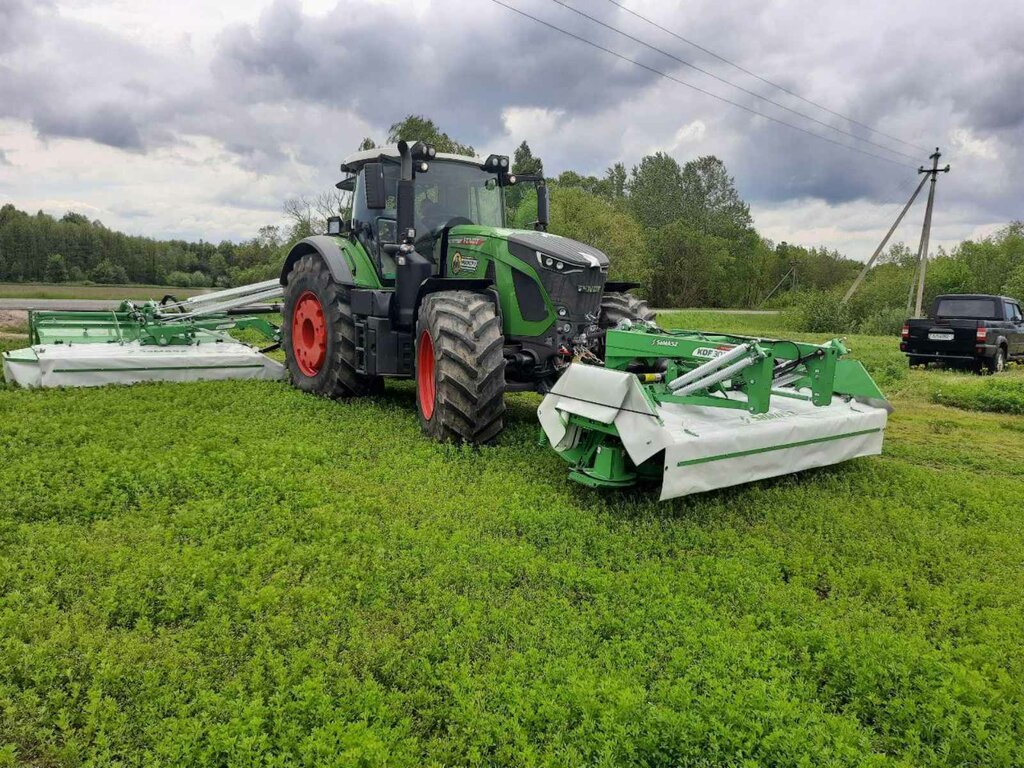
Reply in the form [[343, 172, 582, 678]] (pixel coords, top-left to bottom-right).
[[600, 291, 656, 329], [416, 291, 506, 444], [282, 253, 381, 397]]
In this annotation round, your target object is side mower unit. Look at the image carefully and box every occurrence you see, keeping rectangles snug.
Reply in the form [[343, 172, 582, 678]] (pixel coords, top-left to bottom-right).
[[2, 281, 285, 388]]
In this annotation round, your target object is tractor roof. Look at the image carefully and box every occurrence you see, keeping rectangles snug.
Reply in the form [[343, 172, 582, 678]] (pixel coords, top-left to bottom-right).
[[340, 146, 484, 173]]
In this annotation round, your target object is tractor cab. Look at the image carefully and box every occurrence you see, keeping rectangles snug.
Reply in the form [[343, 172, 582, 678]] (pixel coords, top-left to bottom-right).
[[342, 148, 512, 281]]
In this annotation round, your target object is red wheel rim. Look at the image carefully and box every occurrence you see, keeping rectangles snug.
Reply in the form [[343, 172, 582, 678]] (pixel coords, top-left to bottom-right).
[[417, 330, 436, 419], [292, 291, 327, 376]]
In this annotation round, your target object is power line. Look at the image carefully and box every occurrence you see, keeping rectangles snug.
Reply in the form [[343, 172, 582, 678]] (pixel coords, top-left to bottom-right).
[[604, 0, 930, 155], [548, 0, 922, 163], [489, 0, 916, 169]]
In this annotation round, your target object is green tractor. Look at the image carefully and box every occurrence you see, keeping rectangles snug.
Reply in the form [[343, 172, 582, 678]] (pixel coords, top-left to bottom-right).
[[279, 141, 654, 443]]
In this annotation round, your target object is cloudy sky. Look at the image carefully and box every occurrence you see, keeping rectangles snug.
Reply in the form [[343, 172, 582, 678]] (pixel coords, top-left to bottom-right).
[[1, 0, 1021, 259]]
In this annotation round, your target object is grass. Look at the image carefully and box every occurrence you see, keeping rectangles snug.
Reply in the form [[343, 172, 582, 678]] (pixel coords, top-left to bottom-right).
[[1, 313, 1023, 766], [0, 282, 211, 301]]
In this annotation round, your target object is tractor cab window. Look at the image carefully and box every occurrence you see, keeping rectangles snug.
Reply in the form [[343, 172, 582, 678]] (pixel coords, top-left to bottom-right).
[[414, 161, 504, 234]]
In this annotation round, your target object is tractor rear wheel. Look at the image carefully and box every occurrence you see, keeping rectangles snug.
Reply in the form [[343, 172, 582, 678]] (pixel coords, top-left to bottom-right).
[[416, 291, 506, 444], [282, 253, 380, 397], [600, 291, 656, 329]]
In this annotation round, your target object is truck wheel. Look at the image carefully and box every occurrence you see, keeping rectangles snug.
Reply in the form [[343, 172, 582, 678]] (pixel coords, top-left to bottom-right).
[[600, 292, 657, 328], [282, 253, 381, 397], [416, 291, 506, 444], [986, 346, 1007, 374]]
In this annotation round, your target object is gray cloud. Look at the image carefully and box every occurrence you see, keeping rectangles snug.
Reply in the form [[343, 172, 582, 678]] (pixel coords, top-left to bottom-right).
[[0, 0, 1021, 248]]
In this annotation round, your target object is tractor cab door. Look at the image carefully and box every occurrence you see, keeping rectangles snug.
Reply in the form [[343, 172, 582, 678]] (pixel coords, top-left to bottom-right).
[[352, 162, 401, 283]]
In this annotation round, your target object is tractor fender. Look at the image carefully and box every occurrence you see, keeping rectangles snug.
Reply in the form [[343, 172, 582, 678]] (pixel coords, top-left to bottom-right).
[[280, 236, 353, 286], [413, 277, 499, 324]]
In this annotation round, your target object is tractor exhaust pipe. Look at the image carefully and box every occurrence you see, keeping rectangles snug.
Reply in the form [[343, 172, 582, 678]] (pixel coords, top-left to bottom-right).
[[393, 140, 437, 329]]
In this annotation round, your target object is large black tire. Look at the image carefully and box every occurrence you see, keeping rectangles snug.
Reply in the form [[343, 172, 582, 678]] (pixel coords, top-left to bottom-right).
[[600, 291, 657, 329], [282, 253, 380, 397], [985, 346, 1007, 374], [415, 291, 506, 444]]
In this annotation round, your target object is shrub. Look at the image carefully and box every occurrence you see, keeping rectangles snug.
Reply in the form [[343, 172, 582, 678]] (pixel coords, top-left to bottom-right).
[[785, 290, 853, 333], [857, 307, 906, 336]]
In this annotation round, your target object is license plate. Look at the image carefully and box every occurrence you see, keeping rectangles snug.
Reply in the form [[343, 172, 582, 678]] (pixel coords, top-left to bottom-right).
[[928, 332, 954, 341]]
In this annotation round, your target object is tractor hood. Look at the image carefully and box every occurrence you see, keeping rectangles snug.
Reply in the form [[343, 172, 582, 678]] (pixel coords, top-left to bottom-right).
[[449, 226, 611, 270], [504, 230, 610, 270]]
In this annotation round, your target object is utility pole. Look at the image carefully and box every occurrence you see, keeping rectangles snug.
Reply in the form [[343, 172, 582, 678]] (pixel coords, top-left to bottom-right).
[[842, 173, 929, 305], [912, 148, 950, 317]]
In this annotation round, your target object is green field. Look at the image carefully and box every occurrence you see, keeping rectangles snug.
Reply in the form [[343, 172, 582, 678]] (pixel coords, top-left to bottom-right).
[[1, 313, 1022, 766], [0, 282, 211, 301]]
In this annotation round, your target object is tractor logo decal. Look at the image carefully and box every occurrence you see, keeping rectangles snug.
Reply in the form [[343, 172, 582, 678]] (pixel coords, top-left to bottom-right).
[[451, 236, 485, 247], [452, 252, 479, 274], [651, 339, 679, 347]]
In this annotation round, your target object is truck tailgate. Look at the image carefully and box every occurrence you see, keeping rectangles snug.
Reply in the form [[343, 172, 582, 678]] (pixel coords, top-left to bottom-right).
[[905, 318, 979, 356]]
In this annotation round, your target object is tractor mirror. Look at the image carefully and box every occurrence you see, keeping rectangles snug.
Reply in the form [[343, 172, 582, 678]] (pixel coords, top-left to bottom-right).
[[536, 183, 550, 231], [363, 163, 387, 209]]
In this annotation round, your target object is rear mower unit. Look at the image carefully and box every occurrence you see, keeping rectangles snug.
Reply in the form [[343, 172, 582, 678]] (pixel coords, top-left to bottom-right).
[[539, 324, 890, 500], [2, 281, 285, 388]]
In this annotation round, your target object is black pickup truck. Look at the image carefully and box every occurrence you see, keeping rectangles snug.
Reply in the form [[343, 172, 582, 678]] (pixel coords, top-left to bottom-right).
[[901, 294, 1024, 372]]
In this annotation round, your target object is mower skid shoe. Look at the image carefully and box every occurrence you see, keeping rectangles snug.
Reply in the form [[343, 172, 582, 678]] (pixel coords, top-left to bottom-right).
[[539, 365, 888, 500]]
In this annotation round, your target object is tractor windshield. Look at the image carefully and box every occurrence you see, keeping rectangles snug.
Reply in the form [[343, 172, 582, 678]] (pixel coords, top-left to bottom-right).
[[414, 161, 505, 232]]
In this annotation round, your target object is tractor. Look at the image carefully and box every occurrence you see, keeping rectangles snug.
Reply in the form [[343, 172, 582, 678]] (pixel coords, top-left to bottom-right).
[[279, 141, 654, 443]]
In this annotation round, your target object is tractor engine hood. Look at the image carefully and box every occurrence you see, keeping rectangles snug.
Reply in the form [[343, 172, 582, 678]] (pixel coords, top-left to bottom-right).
[[503, 230, 610, 270]]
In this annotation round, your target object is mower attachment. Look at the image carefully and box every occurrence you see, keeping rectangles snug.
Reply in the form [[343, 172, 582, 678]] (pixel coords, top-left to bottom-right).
[[538, 325, 890, 500], [2, 281, 285, 388]]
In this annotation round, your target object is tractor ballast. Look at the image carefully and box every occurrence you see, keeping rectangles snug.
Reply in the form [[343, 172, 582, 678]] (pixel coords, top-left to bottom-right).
[[2, 280, 285, 388], [538, 323, 890, 499]]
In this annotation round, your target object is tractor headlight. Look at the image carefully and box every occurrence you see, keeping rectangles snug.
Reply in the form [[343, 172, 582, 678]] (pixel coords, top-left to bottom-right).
[[535, 251, 581, 274]]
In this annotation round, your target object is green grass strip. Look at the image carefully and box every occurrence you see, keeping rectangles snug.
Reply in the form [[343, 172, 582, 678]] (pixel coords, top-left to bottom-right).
[[676, 427, 881, 467]]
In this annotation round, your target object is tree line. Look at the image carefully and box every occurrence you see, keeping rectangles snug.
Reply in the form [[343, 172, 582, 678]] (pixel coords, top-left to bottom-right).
[[1, 115, 1020, 330]]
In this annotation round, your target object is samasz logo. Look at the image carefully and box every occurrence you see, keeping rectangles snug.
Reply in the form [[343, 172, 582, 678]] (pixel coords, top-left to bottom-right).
[[651, 339, 679, 347]]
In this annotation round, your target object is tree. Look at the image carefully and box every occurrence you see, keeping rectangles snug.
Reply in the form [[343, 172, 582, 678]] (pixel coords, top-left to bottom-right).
[[90, 259, 128, 285], [386, 115, 474, 155], [680, 155, 752, 237], [606, 162, 627, 201], [512, 141, 543, 176], [45, 253, 69, 283], [358, 137, 376, 151], [60, 211, 90, 226], [648, 221, 733, 307], [628, 152, 684, 231], [283, 191, 348, 241]]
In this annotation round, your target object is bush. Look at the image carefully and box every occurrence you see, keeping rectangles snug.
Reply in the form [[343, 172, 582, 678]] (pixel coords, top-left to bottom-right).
[[165, 271, 193, 288], [856, 307, 906, 336], [785, 290, 853, 333], [89, 259, 129, 285]]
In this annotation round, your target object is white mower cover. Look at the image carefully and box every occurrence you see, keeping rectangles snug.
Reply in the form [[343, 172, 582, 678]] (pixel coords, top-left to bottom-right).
[[539, 364, 888, 500], [3, 341, 285, 389]]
